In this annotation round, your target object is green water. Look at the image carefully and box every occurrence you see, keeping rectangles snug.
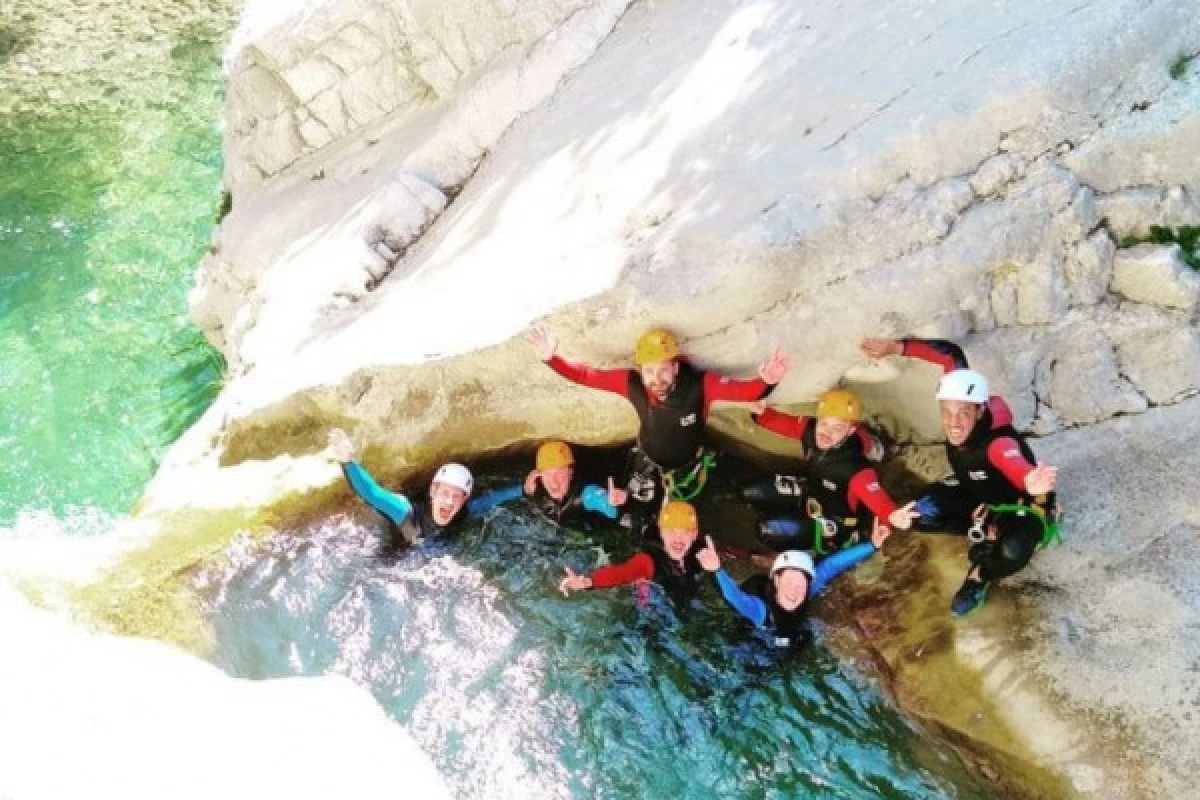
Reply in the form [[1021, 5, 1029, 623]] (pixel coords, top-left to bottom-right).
[[0, 30, 226, 524]]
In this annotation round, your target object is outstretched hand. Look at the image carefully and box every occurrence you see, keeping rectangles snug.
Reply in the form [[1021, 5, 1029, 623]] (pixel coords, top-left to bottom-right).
[[527, 325, 558, 362], [887, 501, 919, 531], [758, 345, 791, 385], [696, 535, 721, 572], [327, 428, 355, 464], [558, 566, 592, 596], [1025, 464, 1058, 496], [607, 477, 628, 508], [860, 338, 903, 359]]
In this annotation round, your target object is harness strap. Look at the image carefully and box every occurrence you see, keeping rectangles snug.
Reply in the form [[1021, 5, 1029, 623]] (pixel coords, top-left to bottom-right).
[[987, 501, 1063, 549]]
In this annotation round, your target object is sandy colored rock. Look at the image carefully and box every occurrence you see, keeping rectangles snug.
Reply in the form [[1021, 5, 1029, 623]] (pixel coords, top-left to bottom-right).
[[1111, 243, 1200, 312]]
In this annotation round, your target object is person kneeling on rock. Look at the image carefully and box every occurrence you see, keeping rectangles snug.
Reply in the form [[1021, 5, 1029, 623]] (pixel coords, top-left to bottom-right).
[[699, 522, 891, 649], [860, 337, 1061, 617], [557, 500, 709, 606], [328, 429, 522, 555], [741, 388, 918, 554]]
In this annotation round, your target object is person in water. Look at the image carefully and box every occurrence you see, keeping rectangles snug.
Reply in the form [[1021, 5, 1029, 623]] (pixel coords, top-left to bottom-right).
[[557, 500, 709, 605], [742, 388, 918, 554], [493, 440, 621, 528], [697, 522, 891, 649], [328, 428, 520, 554], [860, 337, 1061, 616], [528, 325, 791, 538]]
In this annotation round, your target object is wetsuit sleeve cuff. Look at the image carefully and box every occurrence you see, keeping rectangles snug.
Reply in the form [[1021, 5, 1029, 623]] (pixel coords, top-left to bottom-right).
[[581, 484, 620, 519]]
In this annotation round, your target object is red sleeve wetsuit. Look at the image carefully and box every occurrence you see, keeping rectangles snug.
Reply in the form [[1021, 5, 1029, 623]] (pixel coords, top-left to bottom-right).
[[545, 354, 773, 471], [901, 338, 1045, 530], [545, 356, 772, 419], [752, 408, 898, 523]]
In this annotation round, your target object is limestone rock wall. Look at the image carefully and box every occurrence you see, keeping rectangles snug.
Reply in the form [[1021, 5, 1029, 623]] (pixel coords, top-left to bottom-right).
[[222, 0, 621, 199], [141, 1, 1200, 796]]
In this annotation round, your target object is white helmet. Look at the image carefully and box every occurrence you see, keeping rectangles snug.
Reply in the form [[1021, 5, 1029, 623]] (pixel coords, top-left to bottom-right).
[[936, 369, 989, 404], [771, 550, 815, 579], [433, 463, 473, 494]]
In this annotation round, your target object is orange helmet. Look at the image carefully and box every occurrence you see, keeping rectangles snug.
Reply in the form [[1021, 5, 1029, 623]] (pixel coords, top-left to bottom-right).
[[633, 328, 680, 366], [815, 388, 863, 422], [535, 440, 575, 470], [658, 500, 699, 532]]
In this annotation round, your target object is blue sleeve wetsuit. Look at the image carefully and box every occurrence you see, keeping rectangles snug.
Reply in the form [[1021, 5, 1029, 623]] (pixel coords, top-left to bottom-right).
[[344, 461, 414, 526], [342, 462, 526, 524], [462, 483, 619, 518], [713, 542, 878, 628]]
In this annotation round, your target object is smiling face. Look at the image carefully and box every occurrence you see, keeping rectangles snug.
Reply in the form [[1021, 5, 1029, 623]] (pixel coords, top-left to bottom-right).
[[660, 526, 699, 562], [540, 465, 573, 501], [772, 569, 811, 611], [428, 481, 468, 525], [814, 416, 855, 450], [940, 399, 984, 446], [640, 359, 680, 401]]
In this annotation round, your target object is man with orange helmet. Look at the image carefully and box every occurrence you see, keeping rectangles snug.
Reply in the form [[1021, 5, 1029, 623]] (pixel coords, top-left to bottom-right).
[[557, 500, 711, 606], [742, 388, 918, 554], [529, 325, 790, 538]]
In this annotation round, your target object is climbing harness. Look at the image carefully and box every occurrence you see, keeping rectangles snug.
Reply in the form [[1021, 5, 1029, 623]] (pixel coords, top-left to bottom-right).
[[661, 450, 718, 502], [969, 500, 1063, 549]]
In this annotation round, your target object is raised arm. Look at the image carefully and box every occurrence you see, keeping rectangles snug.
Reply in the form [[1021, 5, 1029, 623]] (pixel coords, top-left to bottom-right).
[[751, 406, 811, 440], [810, 541, 876, 596], [714, 569, 769, 627], [900, 338, 969, 373], [342, 461, 413, 527]]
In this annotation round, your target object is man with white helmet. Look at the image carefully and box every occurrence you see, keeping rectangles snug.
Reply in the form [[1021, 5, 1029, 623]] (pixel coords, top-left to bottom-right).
[[328, 429, 519, 555], [696, 522, 891, 649], [860, 337, 1060, 616]]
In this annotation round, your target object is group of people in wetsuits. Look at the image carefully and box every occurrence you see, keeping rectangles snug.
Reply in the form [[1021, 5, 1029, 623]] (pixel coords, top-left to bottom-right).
[[327, 326, 1061, 649]]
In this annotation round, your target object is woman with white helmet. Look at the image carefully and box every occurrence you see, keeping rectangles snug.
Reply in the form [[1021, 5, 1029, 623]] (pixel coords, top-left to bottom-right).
[[696, 522, 890, 649], [859, 337, 1061, 617], [327, 429, 515, 555]]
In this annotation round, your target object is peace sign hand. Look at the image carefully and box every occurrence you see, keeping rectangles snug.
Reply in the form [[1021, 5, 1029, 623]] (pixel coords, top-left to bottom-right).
[[887, 501, 919, 531], [758, 346, 791, 385]]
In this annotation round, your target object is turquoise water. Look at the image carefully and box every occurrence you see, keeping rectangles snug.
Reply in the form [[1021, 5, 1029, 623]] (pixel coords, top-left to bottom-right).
[[202, 464, 994, 800], [0, 32, 226, 524]]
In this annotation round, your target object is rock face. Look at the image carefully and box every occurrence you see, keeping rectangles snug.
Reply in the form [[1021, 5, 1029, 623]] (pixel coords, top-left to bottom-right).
[[126, 0, 1200, 797], [0, 587, 451, 800]]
